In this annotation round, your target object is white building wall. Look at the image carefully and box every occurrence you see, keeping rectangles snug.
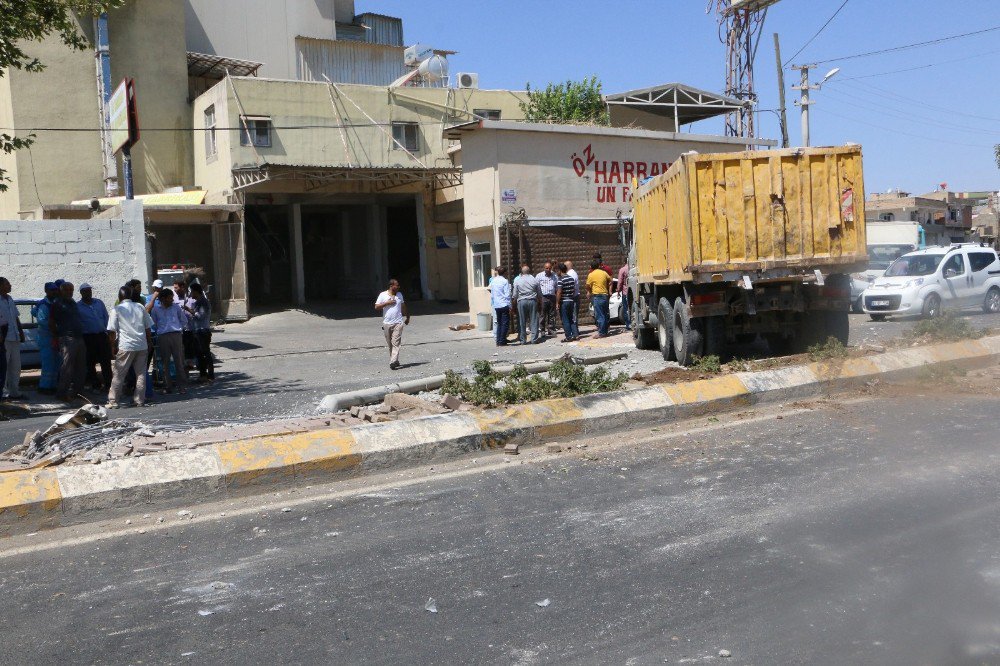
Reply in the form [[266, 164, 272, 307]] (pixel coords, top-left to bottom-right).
[[0, 201, 149, 300]]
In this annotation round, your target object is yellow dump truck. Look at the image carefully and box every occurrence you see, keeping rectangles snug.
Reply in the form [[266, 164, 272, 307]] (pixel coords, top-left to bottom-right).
[[628, 145, 867, 364]]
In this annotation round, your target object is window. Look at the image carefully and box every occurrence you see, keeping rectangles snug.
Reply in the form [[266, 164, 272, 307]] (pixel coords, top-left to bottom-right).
[[969, 251, 997, 272], [239, 116, 271, 148], [942, 253, 965, 277], [473, 109, 502, 121], [391, 122, 419, 152], [204, 105, 217, 158], [471, 242, 492, 288], [879, 213, 894, 221]]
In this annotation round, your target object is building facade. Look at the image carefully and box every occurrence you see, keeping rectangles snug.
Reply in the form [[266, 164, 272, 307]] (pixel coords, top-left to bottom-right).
[[866, 190, 975, 246]]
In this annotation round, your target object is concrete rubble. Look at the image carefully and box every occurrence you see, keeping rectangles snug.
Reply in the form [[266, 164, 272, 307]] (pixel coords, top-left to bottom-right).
[[0, 390, 469, 471]]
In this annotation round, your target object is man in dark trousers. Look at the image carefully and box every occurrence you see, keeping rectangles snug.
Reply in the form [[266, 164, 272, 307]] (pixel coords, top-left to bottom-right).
[[78, 283, 112, 391], [50, 281, 87, 401]]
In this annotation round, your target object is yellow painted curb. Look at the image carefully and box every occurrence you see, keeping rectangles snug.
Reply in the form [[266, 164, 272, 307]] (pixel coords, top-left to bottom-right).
[[473, 398, 585, 446], [808, 357, 881, 381], [0, 469, 62, 518], [215, 429, 360, 486], [660, 374, 750, 406]]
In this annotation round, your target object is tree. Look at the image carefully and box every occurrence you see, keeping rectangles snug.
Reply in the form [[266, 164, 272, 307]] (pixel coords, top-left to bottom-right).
[[0, 0, 127, 191], [519, 75, 610, 126], [995, 144, 1000, 170]]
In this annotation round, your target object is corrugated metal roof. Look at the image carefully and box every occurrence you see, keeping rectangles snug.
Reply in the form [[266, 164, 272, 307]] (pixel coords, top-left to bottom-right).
[[296, 37, 406, 86], [355, 12, 403, 47]]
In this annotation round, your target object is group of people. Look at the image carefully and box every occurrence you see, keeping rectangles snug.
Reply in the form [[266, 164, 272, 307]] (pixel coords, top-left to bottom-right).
[[0, 276, 215, 408], [487, 253, 631, 346]]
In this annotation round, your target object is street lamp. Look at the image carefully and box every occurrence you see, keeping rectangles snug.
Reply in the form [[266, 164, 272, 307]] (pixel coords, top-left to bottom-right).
[[792, 65, 840, 147]]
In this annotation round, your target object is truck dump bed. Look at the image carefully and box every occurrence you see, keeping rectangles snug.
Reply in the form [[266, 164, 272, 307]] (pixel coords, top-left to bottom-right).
[[633, 146, 867, 283]]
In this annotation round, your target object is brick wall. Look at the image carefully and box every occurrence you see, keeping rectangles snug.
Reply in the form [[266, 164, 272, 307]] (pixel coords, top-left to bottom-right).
[[499, 224, 625, 324], [0, 201, 149, 302]]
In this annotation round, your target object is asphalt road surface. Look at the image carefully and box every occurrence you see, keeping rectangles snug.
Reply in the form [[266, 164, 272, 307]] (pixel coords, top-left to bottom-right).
[[2, 367, 999, 664]]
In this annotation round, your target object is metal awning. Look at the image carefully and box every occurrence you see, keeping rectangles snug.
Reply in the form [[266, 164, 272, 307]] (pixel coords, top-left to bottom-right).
[[232, 164, 461, 193], [187, 52, 263, 79], [604, 83, 745, 127]]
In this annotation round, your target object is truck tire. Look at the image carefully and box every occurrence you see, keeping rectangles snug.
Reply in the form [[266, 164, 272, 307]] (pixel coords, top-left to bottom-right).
[[703, 316, 726, 357], [633, 297, 657, 350], [672, 296, 703, 366], [656, 297, 675, 361]]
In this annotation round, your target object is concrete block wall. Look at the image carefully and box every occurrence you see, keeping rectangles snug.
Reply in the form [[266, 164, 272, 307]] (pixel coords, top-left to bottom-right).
[[0, 200, 149, 302]]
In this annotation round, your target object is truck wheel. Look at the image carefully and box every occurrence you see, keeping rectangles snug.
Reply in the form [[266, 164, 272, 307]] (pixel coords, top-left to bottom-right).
[[921, 293, 942, 319], [633, 297, 657, 350], [656, 297, 675, 361], [672, 296, 703, 366], [703, 316, 726, 357], [984, 287, 1000, 314]]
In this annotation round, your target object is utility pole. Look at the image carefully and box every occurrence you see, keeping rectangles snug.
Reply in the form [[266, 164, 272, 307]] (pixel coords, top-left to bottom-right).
[[791, 64, 840, 147], [773, 33, 789, 148]]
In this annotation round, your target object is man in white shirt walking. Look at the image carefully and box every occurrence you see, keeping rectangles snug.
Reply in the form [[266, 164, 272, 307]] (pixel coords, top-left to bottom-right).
[[0, 277, 25, 400], [374, 279, 410, 370], [106, 286, 154, 408]]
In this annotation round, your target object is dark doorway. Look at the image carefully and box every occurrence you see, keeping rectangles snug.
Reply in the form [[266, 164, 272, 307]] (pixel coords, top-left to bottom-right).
[[386, 205, 422, 300], [245, 205, 292, 305]]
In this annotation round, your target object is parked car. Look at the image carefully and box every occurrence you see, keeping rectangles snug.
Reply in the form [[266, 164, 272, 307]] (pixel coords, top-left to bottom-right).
[[15, 299, 41, 369], [851, 243, 916, 313], [861, 244, 1000, 321]]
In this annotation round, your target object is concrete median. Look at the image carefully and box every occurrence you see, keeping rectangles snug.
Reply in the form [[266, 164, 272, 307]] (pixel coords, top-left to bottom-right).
[[2, 335, 998, 535]]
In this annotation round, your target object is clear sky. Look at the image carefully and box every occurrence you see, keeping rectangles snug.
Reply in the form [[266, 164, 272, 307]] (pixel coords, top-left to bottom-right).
[[358, 0, 1000, 196]]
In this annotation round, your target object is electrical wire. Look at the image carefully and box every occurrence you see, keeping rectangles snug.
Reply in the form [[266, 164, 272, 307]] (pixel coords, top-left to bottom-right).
[[814, 24, 1000, 64], [829, 47, 1000, 81], [834, 79, 1000, 124], [783, 0, 851, 66], [822, 87, 998, 136], [817, 107, 996, 149]]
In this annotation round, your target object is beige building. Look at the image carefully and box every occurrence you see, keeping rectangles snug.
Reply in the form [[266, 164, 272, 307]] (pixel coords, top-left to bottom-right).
[[866, 190, 974, 246]]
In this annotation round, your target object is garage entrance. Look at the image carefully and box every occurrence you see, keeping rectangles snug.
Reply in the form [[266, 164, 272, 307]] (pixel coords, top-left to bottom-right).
[[386, 205, 423, 300]]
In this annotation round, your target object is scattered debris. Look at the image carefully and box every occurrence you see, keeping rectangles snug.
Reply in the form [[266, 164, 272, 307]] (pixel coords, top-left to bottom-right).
[[504, 443, 520, 456], [441, 394, 463, 411], [535, 598, 551, 607], [545, 442, 562, 454], [424, 598, 438, 613], [177, 510, 192, 518], [719, 649, 732, 658], [281, 507, 292, 513], [448, 323, 476, 332], [197, 610, 214, 616]]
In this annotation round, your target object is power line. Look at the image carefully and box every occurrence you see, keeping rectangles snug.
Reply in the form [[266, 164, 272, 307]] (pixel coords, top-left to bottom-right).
[[814, 23, 1000, 64], [783, 0, 851, 66], [836, 79, 1000, 124], [822, 87, 998, 136], [830, 47, 1000, 81], [818, 107, 995, 149]]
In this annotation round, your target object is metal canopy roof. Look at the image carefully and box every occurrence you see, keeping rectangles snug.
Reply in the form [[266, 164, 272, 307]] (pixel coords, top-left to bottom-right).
[[187, 52, 263, 79], [231, 164, 461, 193], [604, 83, 745, 127]]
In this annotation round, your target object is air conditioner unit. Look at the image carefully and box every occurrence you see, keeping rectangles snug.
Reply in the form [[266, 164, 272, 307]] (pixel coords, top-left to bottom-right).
[[456, 72, 479, 89]]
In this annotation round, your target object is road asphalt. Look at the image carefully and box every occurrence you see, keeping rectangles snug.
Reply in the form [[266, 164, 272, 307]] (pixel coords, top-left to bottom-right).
[[1, 368, 998, 664]]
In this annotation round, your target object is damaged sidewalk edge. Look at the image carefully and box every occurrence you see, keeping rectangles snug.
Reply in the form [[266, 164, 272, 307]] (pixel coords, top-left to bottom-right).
[[0, 336, 997, 536]]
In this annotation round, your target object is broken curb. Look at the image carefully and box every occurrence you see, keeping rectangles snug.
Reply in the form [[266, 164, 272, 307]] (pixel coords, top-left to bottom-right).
[[2, 336, 998, 535]]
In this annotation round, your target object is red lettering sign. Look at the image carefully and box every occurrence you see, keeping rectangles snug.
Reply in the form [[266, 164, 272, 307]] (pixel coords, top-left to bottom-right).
[[570, 145, 672, 203]]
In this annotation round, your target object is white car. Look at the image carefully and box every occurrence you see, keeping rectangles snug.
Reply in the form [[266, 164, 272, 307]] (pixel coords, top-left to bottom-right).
[[862, 244, 1000, 321]]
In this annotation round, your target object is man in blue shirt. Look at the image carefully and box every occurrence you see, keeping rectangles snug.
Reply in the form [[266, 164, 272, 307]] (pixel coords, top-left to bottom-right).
[[78, 283, 112, 391], [149, 288, 189, 393], [50, 281, 86, 401], [488, 266, 512, 346], [32, 282, 61, 394]]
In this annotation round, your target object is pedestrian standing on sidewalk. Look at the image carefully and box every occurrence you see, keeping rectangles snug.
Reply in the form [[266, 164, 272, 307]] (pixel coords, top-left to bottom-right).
[[535, 262, 559, 337], [189, 282, 214, 382], [565, 260, 580, 327], [489, 266, 512, 346], [586, 260, 613, 338], [556, 264, 579, 342], [512, 264, 541, 344], [375, 279, 409, 370], [77, 283, 112, 391], [106, 286, 154, 408], [149, 288, 189, 394], [50, 281, 87, 402], [617, 262, 632, 331], [33, 282, 61, 395], [173, 280, 198, 370], [593, 253, 613, 276], [0, 278, 25, 400]]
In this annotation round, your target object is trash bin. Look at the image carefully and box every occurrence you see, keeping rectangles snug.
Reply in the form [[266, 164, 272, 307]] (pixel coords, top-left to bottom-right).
[[477, 311, 493, 331]]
